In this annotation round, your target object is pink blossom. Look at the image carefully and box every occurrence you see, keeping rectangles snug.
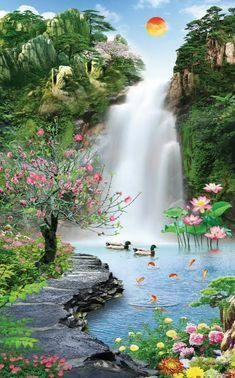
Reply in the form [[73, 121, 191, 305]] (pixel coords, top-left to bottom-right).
[[212, 325, 223, 332], [186, 324, 198, 334], [0, 364, 4, 370], [21, 152, 27, 158], [110, 215, 116, 222], [189, 333, 204, 346], [0, 187, 4, 194], [172, 342, 187, 352], [10, 366, 22, 374], [180, 347, 195, 358], [190, 196, 211, 213], [124, 196, 132, 204], [183, 214, 203, 226], [7, 152, 13, 158], [93, 173, 102, 182], [208, 331, 224, 344], [86, 163, 93, 172], [37, 128, 45, 136], [74, 134, 83, 142], [20, 199, 27, 206], [205, 226, 227, 241], [204, 183, 223, 194]]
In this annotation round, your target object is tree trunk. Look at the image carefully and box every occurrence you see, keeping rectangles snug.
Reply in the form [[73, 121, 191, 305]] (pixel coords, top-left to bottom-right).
[[40, 214, 58, 264]]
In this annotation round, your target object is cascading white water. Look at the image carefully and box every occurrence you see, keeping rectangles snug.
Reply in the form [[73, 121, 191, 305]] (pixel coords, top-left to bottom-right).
[[102, 79, 184, 243]]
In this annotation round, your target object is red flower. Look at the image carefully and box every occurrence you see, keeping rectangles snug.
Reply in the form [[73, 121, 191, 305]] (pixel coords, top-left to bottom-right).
[[74, 134, 83, 142], [37, 129, 45, 136], [93, 173, 102, 182]]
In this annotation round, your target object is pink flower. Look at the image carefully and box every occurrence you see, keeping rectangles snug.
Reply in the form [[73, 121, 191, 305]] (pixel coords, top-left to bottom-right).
[[74, 134, 83, 142], [190, 196, 211, 213], [20, 199, 27, 206], [10, 366, 22, 374], [180, 347, 195, 358], [208, 331, 224, 344], [186, 324, 198, 334], [37, 128, 45, 136], [0, 364, 4, 370], [189, 333, 204, 346], [124, 196, 132, 204], [58, 371, 64, 377], [21, 152, 27, 158], [110, 215, 116, 222], [204, 183, 223, 194], [93, 173, 102, 182], [0, 188, 4, 194], [64, 149, 76, 158], [7, 152, 13, 158], [172, 342, 187, 352], [183, 214, 203, 226], [205, 226, 227, 241], [86, 163, 93, 172]]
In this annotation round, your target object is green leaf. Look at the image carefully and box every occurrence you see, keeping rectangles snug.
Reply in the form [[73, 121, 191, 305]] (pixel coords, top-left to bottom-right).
[[162, 223, 186, 234], [211, 201, 232, 217], [186, 224, 208, 235], [163, 207, 188, 219]]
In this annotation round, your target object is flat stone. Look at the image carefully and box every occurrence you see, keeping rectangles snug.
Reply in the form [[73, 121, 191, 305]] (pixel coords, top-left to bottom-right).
[[48, 273, 110, 290], [21, 287, 75, 305], [4, 303, 67, 328]]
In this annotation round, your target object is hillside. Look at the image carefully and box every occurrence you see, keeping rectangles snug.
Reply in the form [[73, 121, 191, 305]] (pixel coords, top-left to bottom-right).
[[168, 6, 235, 220], [0, 8, 143, 144]]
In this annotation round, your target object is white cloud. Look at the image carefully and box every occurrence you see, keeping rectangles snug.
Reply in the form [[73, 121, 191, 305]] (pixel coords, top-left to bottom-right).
[[0, 4, 55, 20], [95, 4, 121, 24], [180, 2, 233, 19], [136, 0, 169, 9]]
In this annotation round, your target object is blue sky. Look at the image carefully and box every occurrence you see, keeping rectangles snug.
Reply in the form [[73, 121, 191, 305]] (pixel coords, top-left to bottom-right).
[[0, 1, 233, 80]]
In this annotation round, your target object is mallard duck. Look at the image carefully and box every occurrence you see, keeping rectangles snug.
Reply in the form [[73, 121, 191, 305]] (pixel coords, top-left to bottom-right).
[[106, 241, 132, 250], [133, 244, 157, 256]]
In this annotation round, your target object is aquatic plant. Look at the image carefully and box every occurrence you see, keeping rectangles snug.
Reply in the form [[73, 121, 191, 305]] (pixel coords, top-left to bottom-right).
[[162, 183, 232, 248]]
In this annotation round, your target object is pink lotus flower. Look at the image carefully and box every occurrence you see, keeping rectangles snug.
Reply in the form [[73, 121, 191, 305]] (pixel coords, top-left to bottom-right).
[[86, 163, 93, 172], [190, 196, 211, 213], [74, 134, 83, 142], [189, 333, 204, 346], [183, 214, 203, 226], [205, 226, 227, 240], [37, 128, 44, 136], [208, 331, 224, 344], [93, 173, 102, 182], [186, 324, 197, 334], [204, 183, 223, 194], [172, 342, 187, 352], [110, 215, 116, 222], [124, 196, 132, 204], [20, 199, 27, 206], [180, 347, 195, 358], [7, 152, 13, 158]]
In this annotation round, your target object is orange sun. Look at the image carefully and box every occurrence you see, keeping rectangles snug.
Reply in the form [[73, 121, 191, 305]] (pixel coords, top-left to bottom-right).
[[146, 17, 168, 37]]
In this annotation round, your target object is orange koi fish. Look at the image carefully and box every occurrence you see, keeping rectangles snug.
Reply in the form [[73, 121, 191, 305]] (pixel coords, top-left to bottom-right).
[[168, 273, 179, 279], [150, 295, 158, 302], [202, 269, 208, 280], [188, 258, 196, 268], [136, 276, 145, 284], [148, 261, 156, 267]]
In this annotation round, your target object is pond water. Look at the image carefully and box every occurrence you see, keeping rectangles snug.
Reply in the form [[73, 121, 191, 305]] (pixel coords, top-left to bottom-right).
[[73, 242, 235, 346]]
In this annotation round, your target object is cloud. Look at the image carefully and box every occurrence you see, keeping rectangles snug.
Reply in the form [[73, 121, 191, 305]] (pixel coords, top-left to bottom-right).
[[180, 2, 233, 19], [0, 4, 55, 20], [95, 4, 121, 24], [136, 0, 169, 9]]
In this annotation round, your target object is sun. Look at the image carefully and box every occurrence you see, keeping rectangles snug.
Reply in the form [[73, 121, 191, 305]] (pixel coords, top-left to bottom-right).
[[146, 17, 168, 37]]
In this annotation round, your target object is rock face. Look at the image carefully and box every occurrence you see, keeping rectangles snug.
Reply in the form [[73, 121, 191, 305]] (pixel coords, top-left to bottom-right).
[[221, 297, 235, 352], [207, 39, 235, 67], [167, 70, 195, 112]]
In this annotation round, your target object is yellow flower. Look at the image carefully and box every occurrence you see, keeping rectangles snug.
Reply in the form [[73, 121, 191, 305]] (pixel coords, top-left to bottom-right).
[[156, 342, 165, 349], [158, 351, 165, 356], [166, 330, 177, 338], [119, 346, 126, 352], [173, 374, 184, 378], [115, 337, 122, 343], [164, 318, 173, 323], [186, 367, 204, 378], [198, 323, 209, 330], [130, 344, 139, 352]]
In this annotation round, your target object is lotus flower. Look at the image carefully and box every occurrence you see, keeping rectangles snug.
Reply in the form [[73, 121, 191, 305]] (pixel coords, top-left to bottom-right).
[[190, 196, 211, 213], [205, 226, 227, 240], [183, 214, 203, 226], [204, 183, 223, 194]]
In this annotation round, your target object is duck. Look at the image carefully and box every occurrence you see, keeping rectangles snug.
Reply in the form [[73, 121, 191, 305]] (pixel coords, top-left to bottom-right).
[[133, 244, 157, 256], [106, 241, 132, 250]]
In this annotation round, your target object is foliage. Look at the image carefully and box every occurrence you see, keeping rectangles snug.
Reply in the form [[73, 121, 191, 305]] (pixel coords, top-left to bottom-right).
[[191, 277, 235, 312], [0, 353, 72, 376], [115, 310, 232, 377], [83, 9, 114, 45]]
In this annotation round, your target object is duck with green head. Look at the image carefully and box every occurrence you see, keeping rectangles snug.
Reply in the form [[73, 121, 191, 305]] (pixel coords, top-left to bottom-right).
[[133, 244, 157, 256]]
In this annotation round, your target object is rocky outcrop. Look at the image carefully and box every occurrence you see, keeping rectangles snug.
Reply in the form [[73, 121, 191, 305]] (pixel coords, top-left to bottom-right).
[[221, 297, 235, 352], [207, 39, 235, 67], [167, 69, 195, 112]]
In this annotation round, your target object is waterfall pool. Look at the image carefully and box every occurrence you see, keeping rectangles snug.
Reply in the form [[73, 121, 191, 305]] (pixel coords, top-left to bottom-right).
[[73, 242, 235, 346]]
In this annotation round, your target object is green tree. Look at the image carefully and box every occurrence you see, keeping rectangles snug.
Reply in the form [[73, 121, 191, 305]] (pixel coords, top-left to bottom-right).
[[83, 9, 115, 45]]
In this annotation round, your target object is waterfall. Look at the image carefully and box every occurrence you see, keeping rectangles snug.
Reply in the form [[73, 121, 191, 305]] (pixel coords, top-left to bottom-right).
[[102, 79, 184, 243]]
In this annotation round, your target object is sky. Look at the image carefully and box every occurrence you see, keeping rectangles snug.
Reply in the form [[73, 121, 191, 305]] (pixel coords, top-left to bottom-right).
[[0, 0, 233, 80]]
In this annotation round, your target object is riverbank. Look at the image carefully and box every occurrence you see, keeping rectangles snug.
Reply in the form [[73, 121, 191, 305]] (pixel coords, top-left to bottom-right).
[[5, 253, 156, 377]]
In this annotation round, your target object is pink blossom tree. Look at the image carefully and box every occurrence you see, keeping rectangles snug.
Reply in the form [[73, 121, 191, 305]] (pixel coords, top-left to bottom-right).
[[0, 125, 136, 264]]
